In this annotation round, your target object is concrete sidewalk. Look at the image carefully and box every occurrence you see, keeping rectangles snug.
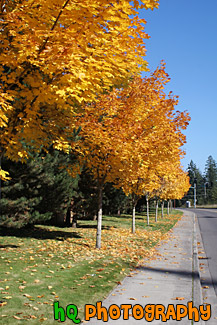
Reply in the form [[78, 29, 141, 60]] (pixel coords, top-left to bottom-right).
[[84, 212, 211, 324]]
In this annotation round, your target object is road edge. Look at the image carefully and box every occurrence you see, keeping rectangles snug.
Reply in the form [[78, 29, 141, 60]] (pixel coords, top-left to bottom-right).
[[192, 212, 205, 325], [178, 209, 204, 324], [194, 211, 217, 323]]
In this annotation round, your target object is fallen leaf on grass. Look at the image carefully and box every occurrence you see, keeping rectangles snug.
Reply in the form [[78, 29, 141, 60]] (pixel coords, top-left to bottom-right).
[[23, 294, 32, 298], [0, 301, 7, 307]]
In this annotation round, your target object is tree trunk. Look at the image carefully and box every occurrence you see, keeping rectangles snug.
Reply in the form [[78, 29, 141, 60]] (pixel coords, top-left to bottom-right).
[[66, 199, 77, 227], [72, 213, 77, 228], [161, 201, 164, 218], [170, 199, 172, 212], [65, 206, 71, 227], [54, 213, 65, 227], [132, 205, 136, 233], [155, 200, 158, 223], [167, 200, 170, 216], [146, 195, 149, 226], [96, 185, 103, 249]]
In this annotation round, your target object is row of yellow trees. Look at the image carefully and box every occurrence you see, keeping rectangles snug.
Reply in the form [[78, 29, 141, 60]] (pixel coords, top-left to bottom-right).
[[0, 0, 190, 248], [73, 64, 190, 247]]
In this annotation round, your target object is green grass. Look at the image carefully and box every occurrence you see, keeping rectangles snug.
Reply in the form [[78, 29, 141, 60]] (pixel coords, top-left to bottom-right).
[[0, 209, 182, 324]]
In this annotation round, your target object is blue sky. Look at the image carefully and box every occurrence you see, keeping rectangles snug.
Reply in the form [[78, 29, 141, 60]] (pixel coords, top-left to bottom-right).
[[139, 0, 217, 173]]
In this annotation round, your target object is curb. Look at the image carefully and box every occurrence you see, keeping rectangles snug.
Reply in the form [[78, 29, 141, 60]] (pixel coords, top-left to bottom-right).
[[178, 209, 205, 324], [192, 213, 205, 325]]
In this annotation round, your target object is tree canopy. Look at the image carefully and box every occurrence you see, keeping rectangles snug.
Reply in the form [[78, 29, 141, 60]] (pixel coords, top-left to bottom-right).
[[0, 0, 159, 168]]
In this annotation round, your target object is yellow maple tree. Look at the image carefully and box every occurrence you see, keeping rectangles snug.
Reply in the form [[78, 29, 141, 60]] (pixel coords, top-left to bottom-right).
[[0, 0, 159, 170]]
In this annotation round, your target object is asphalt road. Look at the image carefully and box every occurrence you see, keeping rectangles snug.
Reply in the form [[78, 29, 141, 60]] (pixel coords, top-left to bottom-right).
[[189, 208, 217, 297]]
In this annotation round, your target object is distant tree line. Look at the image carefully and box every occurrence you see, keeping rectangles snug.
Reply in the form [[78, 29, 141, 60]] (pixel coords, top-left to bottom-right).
[[3, 151, 215, 229], [176, 156, 217, 206], [0, 146, 185, 229]]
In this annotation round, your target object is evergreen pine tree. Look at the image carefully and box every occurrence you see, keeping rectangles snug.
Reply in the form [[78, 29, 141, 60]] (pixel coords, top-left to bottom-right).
[[205, 156, 217, 204], [103, 183, 129, 216], [0, 149, 79, 228], [187, 160, 205, 205]]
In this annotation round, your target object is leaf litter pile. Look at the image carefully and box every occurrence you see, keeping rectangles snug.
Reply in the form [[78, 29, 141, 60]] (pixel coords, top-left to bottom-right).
[[0, 212, 181, 324]]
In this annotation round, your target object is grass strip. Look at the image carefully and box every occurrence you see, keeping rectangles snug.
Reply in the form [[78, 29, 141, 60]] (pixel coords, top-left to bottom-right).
[[0, 210, 182, 324]]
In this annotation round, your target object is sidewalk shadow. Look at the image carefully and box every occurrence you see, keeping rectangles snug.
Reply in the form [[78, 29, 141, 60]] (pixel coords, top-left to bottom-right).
[[136, 265, 217, 288], [136, 265, 195, 279], [198, 216, 217, 219], [200, 278, 217, 287]]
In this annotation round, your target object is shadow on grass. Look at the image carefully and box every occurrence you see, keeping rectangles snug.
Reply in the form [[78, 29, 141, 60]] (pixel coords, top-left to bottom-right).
[[0, 223, 115, 241], [77, 224, 114, 230], [0, 244, 20, 248], [0, 226, 83, 241]]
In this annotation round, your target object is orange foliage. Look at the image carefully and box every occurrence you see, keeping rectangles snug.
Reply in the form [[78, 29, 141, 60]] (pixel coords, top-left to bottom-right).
[[0, 0, 158, 166], [73, 63, 190, 243]]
